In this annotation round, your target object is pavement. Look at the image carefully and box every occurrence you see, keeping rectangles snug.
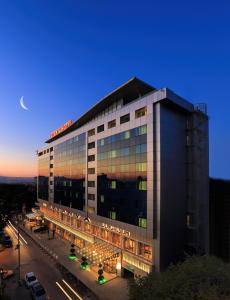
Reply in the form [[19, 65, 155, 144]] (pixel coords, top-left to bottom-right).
[[1, 224, 94, 300], [20, 224, 129, 300]]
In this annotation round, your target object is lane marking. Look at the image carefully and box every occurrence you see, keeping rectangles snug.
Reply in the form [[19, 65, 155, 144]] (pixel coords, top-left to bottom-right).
[[8, 221, 28, 245], [62, 279, 84, 300], [7, 225, 23, 245], [56, 281, 73, 300]]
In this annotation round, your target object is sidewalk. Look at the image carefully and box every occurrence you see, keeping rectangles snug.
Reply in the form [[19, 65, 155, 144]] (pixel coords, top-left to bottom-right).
[[20, 225, 129, 300]]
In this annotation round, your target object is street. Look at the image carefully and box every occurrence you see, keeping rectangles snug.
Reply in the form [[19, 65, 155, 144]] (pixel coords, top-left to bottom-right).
[[0, 223, 85, 300]]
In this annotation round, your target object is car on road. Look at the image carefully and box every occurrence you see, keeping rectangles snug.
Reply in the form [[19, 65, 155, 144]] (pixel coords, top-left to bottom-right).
[[25, 272, 38, 288], [30, 282, 47, 300], [33, 226, 48, 233], [2, 269, 14, 279], [2, 235, 12, 247]]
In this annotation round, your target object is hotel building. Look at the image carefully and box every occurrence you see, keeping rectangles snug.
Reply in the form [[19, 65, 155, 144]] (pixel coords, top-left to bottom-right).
[[37, 78, 209, 277]]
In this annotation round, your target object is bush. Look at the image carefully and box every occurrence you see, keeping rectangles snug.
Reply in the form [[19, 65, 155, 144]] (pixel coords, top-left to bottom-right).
[[129, 255, 230, 300]]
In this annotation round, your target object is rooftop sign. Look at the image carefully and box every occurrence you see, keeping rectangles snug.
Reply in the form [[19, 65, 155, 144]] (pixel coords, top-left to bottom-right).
[[50, 120, 73, 139]]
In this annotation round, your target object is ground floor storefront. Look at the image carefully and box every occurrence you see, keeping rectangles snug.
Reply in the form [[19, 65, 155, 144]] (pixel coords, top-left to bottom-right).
[[41, 207, 153, 278]]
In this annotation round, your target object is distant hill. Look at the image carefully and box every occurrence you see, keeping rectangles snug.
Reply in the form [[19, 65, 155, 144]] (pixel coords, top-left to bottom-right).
[[0, 176, 35, 184]]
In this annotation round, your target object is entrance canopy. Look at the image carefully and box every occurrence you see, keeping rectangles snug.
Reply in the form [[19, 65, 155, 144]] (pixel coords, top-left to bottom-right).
[[26, 212, 43, 220]]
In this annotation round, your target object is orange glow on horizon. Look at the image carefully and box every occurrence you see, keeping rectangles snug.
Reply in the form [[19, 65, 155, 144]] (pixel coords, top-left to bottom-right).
[[0, 159, 36, 177]]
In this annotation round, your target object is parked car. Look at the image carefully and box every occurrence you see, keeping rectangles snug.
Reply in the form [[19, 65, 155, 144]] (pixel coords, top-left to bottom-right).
[[24, 272, 38, 288], [3, 235, 12, 247], [2, 269, 14, 279], [33, 226, 48, 233], [30, 282, 47, 300]]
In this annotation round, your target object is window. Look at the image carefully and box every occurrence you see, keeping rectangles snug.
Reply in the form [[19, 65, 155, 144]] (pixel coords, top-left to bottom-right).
[[88, 141, 95, 149], [109, 211, 116, 220], [136, 162, 147, 172], [138, 181, 147, 191], [98, 139, 104, 146], [135, 107, 147, 118], [88, 206, 95, 214], [88, 155, 95, 162], [100, 195, 105, 203], [108, 119, 116, 129], [135, 144, 147, 154], [109, 180, 116, 189], [120, 147, 130, 156], [50, 147, 53, 152], [138, 218, 147, 228], [124, 238, 135, 253], [138, 242, 152, 260], [123, 130, 130, 139], [88, 194, 95, 200], [108, 150, 117, 158], [47, 149, 49, 153], [50, 164, 53, 168], [50, 181, 53, 185], [50, 172, 53, 177], [88, 168, 95, 174], [88, 128, 95, 137], [50, 155, 53, 160], [135, 125, 147, 136], [120, 113, 130, 124], [88, 181, 95, 187], [97, 124, 104, 133]]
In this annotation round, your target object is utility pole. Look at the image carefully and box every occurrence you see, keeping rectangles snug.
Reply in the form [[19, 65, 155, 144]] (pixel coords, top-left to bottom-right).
[[17, 223, 21, 285]]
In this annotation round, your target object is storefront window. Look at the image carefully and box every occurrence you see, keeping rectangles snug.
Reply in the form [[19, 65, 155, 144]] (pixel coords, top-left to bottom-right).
[[111, 232, 121, 247], [101, 228, 110, 241], [84, 223, 91, 233], [124, 238, 136, 253], [138, 242, 152, 260], [92, 225, 100, 236]]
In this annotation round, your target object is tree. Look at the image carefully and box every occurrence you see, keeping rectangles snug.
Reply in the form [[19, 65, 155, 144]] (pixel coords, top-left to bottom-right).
[[129, 255, 230, 300]]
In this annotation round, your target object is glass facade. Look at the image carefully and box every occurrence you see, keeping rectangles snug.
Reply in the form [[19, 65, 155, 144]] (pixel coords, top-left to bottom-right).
[[97, 125, 147, 227], [38, 155, 49, 200], [53, 132, 86, 210]]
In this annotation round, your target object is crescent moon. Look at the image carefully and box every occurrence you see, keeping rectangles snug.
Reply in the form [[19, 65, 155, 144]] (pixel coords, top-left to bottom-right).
[[20, 96, 29, 110]]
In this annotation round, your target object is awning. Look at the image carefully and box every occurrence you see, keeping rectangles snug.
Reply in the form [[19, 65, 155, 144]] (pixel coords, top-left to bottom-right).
[[26, 212, 43, 220]]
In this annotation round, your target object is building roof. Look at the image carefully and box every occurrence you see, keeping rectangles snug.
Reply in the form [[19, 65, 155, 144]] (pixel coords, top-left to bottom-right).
[[46, 77, 155, 143]]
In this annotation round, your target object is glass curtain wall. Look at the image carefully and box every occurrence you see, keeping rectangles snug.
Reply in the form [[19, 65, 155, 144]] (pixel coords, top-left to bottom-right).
[[53, 133, 86, 210], [97, 125, 147, 227]]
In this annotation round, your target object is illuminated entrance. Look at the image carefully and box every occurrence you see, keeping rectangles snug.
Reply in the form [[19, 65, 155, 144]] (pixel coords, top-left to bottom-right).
[[76, 238, 121, 274]]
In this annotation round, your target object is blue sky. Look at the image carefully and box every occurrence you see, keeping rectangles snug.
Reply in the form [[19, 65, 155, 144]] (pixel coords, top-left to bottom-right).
[[0, 0, 229, 177]]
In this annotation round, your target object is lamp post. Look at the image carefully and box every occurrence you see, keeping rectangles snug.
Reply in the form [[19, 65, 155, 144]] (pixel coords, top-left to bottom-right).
[[0, 268, 4, 297]]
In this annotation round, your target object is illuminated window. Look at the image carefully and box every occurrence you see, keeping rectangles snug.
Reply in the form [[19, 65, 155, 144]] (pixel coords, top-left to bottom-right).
[[135, 125, 147, 136], [109, 211, 116, 220], [138, 218, 147, 228], [98, 139, 104, 146], [108, 150, 116, 158], [100, 195, 105, 203], [110, 180, 116, 189], [124, 238, 135, 253], [136, 162, 147, 172], [138, 242, 152, 260], [135, 107, 147, 118], [138, 181, 147, 191], [124, 130, 130, 139]]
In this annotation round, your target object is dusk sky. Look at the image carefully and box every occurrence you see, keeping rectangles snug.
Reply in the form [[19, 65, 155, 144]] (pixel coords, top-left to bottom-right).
[[0, 0, 229, 178]]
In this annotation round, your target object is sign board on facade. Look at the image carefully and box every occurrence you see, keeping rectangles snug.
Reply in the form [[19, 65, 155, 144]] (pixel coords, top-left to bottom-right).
[[50, 120, 73, 138]]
